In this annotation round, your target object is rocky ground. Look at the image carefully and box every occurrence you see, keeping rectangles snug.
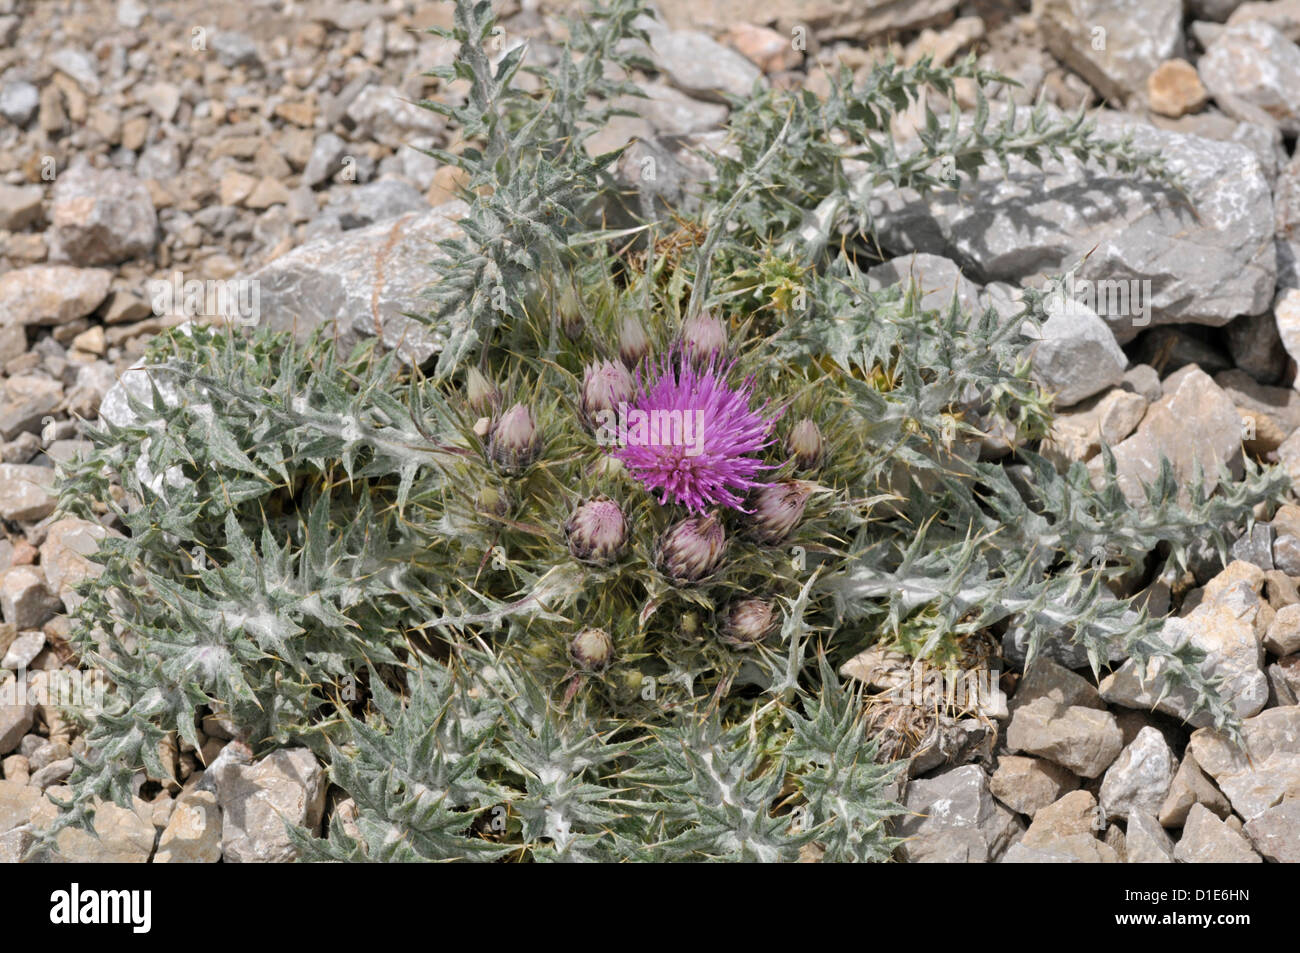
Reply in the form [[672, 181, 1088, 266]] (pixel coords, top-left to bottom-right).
[[1, 0, 1300, 861]]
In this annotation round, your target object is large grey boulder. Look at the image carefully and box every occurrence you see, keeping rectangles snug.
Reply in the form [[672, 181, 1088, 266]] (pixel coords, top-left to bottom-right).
[[868, 111, 1276, 341], [249, 200, 468, 364], [651, 0, 961, 43], [1036, 0, 1184, 104]]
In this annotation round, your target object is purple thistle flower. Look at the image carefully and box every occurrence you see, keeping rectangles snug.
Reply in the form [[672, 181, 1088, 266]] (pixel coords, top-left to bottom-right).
[[614, 351, 778, 513]]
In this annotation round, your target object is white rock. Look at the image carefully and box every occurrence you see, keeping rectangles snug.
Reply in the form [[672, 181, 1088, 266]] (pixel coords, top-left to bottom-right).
[[1099, 727, 1178, 820], [210, 747, 327, 863]]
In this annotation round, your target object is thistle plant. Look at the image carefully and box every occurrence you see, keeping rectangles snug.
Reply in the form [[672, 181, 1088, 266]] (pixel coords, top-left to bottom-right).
[[47, 0, 1288, 862]]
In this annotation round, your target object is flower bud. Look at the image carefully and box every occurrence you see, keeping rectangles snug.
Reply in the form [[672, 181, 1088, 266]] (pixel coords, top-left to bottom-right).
[[680, 311, 727, 365], [619, 315, 652, 369], [748, 481, 814, 545], [785, 418, 825, 472], [579, 360, 635, 428], [655, 510, 727, 583], [557, 281, 584, 341], [465, 368, 500, 416], [678, 610, 702, 640], [477, 484, 511, 518], [564, 496, 628, 565], [719, 597, 779, 647], [569, 627, 614, 672], [488, 403, 543, 474]]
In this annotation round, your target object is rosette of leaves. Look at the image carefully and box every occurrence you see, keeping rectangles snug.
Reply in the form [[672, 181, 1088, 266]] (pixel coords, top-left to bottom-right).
[[48, 0, 1287, 860]]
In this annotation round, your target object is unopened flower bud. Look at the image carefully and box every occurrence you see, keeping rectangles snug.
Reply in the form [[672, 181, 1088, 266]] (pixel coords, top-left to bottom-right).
[[580, 360, 635, 428], [748, 481, 815, 545], [488, 403, 542, 474], [786, 418, 825, 472], [619, 315, 652, 369], [680, 311, 727, 365], [564, 496, 628, 565], [719, 597, 779, 647], [678, 610, 702, 640], [557, 281, 584, 341], [569, 627, 614, 672], [478, 484, 511, 518], [465, 367, 500, 416], [655, 510, 727, 583]]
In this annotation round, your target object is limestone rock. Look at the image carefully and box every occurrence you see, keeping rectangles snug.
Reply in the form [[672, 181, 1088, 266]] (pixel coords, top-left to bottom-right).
[[989, 755, 1080, 817], [154, 789, 222, 863], [0, 567, 61, 631], [1098, 727, 1178, 820], [210, 747, 327, 863], [1147, 59, 1209, 117], [1087, 368, 1243, 510], [1186, 705, 1300, 820], [1173, 802, 1262, 862], [249, 201, 468, 364], [870, 111, 1275, 338], [0, 265, 112, 327], [1158, 750, 1234, 827], [1199, 22, 1300, 135], [47, 166, 158, 266], [1007, 696, 1124, 778], [1101, 564, 1269, 726], [1125, 810, 1176, 862], [0, 464, 55, 522], [895, 765, 1023, 862], [1037, 0, 1184, 104], [1241, 798, 1300, 862], [1025, 299, 1128, 407]]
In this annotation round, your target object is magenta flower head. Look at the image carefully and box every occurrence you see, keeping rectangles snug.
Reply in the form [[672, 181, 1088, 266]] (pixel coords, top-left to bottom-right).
[[612, 351, 778, 513]]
